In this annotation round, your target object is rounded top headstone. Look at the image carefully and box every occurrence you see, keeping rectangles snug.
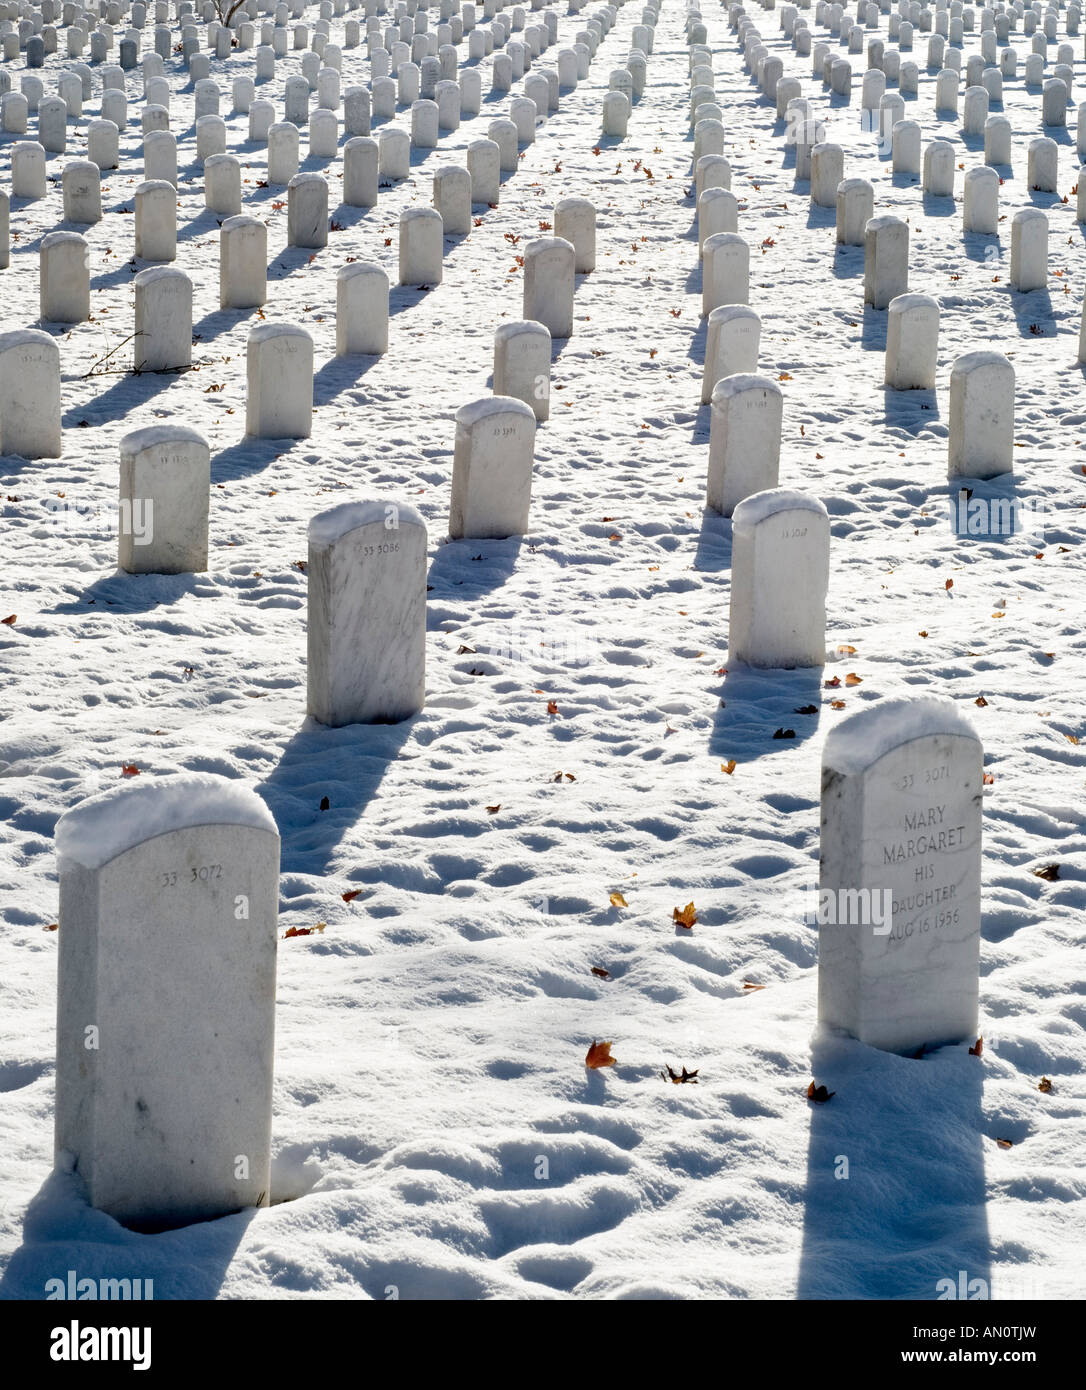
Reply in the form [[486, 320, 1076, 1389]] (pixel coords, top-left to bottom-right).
[[56, 772, 277, 870], [308, 497, 426, 547], [822, 694, 980, 776]]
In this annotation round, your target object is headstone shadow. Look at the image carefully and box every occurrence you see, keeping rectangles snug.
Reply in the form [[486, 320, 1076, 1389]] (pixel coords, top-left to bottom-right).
[[882, 384, 940, 432], [260, 715, 415, 878], [860, 304, 889, 351], [921, 191, 956, 218], [831, 243, 864, 278], [1005, 284, 1055, 337], [709, 663, 825, 758], [61, 361, 187, 427], [312, 351, 381, 406], [427, 535, 524, 598], [51, 567, 200, 616], [805, 202, 836, 231], [797, 1029, 991, 1298], [0, 1166, 255, 1300], [211, 435, 295, 482], [693, 503, 730, 572], [962, 226, 1000, 263]]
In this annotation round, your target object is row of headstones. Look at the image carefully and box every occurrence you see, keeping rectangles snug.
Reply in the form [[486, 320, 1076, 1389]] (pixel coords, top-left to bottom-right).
[[0, 202, 585, 439], [0, 4, 582, 159], [736, 0, 1086, 152], [49, 672, 982, 1229]]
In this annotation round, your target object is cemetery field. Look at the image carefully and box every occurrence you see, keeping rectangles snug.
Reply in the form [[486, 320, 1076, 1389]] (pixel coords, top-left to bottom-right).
[[1, 0, 1085, 1305]]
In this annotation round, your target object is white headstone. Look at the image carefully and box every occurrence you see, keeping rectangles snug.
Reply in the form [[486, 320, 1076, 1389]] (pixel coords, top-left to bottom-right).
[[701, 232, 749, 315], [118, 424, 210, 573], [863, 214, 908, 308], [220, 214, 267, 310], [948, 351, 1014, 480], [885, 293, 938, 390], [307, 500, 427, 726], [493, 320, 551, 422], [702, 304, 761, 404], [246, 322, 313, 438], [707, 373, 783, 516], [40, 230, 90, 323], [450, 396, 536, 539], [336, 261, 389, 356], [728, 488, 830, 669], [134, 266, 192, 372], [818, 696, 983, 1054], [0, 329, 61, 458], [54, 774, 279, 1229]]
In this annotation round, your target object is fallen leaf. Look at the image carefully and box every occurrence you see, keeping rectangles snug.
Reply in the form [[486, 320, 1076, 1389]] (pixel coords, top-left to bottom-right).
[[975, 696, 989, 707], [996, 1138, 1012, 1149], [837, 644, 857, 655], [1038, 1076, 1053, 1093], [591, 966, 611, 980], [807, 1081, 835, 1103], [721, 759, 737, 774], [43, 923, 58, 932], [742, 980, 764, 991], [319, 795, 330, 811], [609, 891, 628, 908], [845, 673, 862, 686], [341, 889, 361, 903], [486, 804, 501, 815], [969, 1037, 983, 1057], [1032, 864, 1059, 881], [830, 699, 846, 710], [795, 704, 818, 715], [284, 922, 326, 938], [983, 772, 995, 785], [772, 727, 796, 739], [585, 1039, 616, 1069], [121, 764, 140, 777], [546, 700, 559, 715], [1, 614, 16, 626], [945, 578, 954, 591], [672, 901, 698, 929], [662, 1064, 699, 1084]]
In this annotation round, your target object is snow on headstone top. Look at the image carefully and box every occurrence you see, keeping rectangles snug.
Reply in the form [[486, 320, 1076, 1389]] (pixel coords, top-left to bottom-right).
[[55, 772, 276, 871], [732, 487, 829, 532], [822, 694, 979, 778], [307, 498, 426, 548]]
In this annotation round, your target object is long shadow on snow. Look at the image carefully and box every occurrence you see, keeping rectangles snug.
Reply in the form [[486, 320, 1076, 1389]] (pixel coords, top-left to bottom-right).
[[261, 716, 415, 879], [709, 664, 824, 760], [427, 536, 524, 598], [0, 1167, 254, 1301], [797, 1030, 990, 1299]]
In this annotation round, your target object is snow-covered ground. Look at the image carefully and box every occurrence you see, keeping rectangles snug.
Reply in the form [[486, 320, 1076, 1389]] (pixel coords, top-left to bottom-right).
[[1, 0, 1084, 1299]]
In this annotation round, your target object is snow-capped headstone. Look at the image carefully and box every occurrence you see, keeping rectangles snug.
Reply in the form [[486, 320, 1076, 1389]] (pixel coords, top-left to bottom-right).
[[118, 425, 210, 574], [220, 215, 267, 310], [336, 261, 389, 357], [134, 267, 192, 372], [523, 236, 575, 338], [948, 351, 1014, 480], [40, 231, 90, 323], [863, 214, 908, 308], [246, 322, 313, 439], [728, 488, 829, 668], [306, 499, 427, 726], [0, 329, 62, 458], [399, 206, 443, 286], [818, 696, 983, 1054], [54, 774, 279, 1230], [450, 396, 537, 539], [701, 304, 761, 404], [706, 373, 782, 516], [885, 294, 939, 390], [494, 319, 551, 422]]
